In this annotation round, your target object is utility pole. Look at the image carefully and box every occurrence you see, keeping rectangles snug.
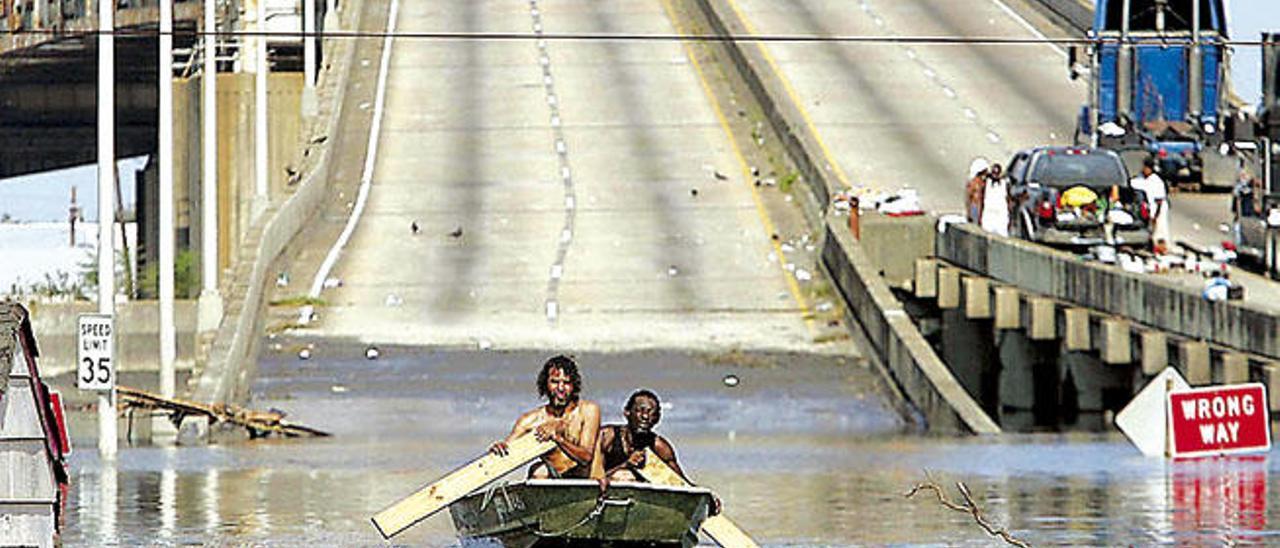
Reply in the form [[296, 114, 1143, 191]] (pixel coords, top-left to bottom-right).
[[197, 0, 223, 334], [303, 0, 316, 115], [97, 0, 119, 460], [159, 0, 176, 404], [255, 0, 270, 214]]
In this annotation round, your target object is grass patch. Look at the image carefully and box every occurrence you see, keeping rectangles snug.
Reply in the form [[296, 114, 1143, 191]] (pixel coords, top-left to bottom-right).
[[779, 171, 800, 193], [269, 295, 327, 307]]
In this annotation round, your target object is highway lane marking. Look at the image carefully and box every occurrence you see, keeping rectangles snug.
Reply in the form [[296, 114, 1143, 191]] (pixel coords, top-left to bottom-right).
[[722, 0, 854, 191], [659, 0, 816, 337], [988, 0, 1069, 59], [299, 0, 400, 325], [531, 0, 577, 324]]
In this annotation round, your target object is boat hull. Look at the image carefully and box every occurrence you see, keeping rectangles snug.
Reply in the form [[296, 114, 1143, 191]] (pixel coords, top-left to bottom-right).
[[449, 479, 712, 548]]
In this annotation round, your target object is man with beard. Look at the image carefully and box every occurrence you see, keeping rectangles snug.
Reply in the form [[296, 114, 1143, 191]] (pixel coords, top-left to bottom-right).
[[490, 355, 602, 479], [598, 389, 720, 514]]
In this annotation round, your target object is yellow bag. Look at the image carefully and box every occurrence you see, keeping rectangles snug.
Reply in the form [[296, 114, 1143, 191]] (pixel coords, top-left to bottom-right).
[[1061, 186, 1098, 208]]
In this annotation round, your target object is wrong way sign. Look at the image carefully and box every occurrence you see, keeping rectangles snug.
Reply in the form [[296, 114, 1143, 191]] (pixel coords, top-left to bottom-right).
[[1167, 383, 1271, 458]]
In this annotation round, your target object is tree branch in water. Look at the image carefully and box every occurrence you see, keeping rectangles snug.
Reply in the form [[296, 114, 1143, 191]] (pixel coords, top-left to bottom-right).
[[904, 473, 1030, 548]]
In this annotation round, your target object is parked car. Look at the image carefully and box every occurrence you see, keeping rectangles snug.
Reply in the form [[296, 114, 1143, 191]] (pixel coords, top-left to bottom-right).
[[1231, 179, 1280, 276], [1005, 146, 1153, 248]]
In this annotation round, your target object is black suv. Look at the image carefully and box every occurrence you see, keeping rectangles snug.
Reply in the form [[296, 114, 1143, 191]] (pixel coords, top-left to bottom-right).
[[1005, 147, 1153, 248]]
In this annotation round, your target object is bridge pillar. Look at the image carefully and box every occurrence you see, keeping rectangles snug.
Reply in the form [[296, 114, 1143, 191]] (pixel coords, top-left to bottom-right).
[[1179, 340, 1211, 385], [939, 310, 999, 417], [963, 277, 991, 319], [1064, 308, 1090, 351], [1028, 297, 1056, 340], [1265, 364, 1280, 413], [1098, 318, 1131, 365], [1220, 353, 1249, 384], [994, 286, 1019, 330], [937, 267, 960, 309], [913, 258, 937, 298], [1140, 331, 1168, 376]]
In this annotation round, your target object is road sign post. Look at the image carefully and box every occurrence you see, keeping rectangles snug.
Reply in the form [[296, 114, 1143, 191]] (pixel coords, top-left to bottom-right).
[[78, 314, 116, 458], [1167, 383, 1271, 458]]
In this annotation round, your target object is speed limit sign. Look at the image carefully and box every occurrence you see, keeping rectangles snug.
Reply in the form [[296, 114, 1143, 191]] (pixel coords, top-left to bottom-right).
[[77, 314, 114, 391]]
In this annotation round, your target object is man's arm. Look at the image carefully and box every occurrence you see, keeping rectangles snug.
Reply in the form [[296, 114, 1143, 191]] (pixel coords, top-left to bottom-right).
[[652, 436, 688, 482], [490, 410, 538, 456]]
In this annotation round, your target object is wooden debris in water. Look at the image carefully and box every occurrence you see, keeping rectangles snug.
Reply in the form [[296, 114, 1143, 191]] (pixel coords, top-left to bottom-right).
[[116, 386, 330, 439]]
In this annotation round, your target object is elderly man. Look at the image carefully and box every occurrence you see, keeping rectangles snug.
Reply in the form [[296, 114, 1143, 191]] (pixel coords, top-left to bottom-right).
[[490, 355, 602, 479]]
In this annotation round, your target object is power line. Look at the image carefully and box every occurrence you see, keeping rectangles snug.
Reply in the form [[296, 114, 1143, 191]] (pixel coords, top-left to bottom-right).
[[1, 28, 1277, 47]]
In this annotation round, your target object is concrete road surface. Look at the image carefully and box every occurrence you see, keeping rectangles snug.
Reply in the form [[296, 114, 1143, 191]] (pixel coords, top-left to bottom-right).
[[724, 0, 1236, 249], [303, 0, 825, 352]]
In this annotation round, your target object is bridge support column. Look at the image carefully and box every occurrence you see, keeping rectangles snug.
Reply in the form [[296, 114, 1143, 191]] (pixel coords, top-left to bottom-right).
[[994, 286, 1019, 330], [1221, 353, 1249, 384], [1140, 331, 1168, 376], [1180, 340, 1211, 385], [1265, 363, 1280, 413], [1098, 318, 1131, 365], [914, 258, 937, 298], [937, 267, 960, 309], [1028, 297, 1056, 340], [963, 277, 991, 319], [1064, 308, 1090, 351]]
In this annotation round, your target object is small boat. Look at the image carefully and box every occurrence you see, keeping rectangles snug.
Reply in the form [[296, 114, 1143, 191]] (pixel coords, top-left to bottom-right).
[[449, 479, 714, 548]]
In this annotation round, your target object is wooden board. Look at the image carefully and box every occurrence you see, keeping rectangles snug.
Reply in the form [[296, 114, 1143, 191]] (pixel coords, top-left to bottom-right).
[[371, 433, 556, 539], [636, 449, 760, 548]]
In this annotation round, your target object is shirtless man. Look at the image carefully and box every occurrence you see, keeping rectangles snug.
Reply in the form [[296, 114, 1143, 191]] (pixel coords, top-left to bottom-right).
[[598, 389, 719, 514], [490, 355, 602, 479]]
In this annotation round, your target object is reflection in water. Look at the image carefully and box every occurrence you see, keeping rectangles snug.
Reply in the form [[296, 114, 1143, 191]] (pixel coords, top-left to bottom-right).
[[55, 349, 1280, 545]]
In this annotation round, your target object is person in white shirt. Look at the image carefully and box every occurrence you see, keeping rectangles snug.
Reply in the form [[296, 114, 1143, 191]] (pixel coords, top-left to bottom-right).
[[1130, 157, 1170, 250], [980, 163, 1010, 237]]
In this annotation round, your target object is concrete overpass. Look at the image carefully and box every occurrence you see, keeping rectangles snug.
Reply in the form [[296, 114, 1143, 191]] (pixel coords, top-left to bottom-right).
[[0, 1, 200, 179]]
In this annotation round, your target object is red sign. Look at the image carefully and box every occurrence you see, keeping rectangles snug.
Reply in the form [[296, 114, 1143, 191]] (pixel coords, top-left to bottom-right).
[[1168, 384, 1271, 458]]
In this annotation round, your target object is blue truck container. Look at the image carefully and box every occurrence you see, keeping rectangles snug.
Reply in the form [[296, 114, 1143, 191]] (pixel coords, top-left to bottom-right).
[[1074, 0, 1233, 188]]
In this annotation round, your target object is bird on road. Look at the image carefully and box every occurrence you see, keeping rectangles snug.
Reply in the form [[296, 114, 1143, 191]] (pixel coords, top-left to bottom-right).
[[448, 226, 464, 238], [411, 221, 420, 235]]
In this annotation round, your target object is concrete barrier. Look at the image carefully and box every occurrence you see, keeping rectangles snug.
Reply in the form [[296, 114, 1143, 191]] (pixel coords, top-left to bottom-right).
[[694, 0, 999, 433], [823, 217, 1000, 434], [22, 300, 197, 377], [938, 223, 1280, 361], [691, 0, 843, 227], [189, 4, 363, 408]]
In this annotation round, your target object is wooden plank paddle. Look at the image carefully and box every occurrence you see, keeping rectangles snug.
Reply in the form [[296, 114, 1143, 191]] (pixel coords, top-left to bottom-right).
[[635, 449, 760, 548], [371, 433, 556, 539]]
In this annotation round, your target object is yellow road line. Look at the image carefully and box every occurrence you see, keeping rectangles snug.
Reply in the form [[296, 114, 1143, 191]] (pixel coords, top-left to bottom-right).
[[658, 0, 817, 336], [722, 0, 855, 191]]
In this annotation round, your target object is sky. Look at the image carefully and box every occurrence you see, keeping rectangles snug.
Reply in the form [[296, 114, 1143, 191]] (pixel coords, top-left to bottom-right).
[[1227, 0, 1278, 106]]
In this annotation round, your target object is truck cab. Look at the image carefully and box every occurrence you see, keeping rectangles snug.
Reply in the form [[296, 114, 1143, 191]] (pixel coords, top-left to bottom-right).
[[1075, 0, 1231, 188]]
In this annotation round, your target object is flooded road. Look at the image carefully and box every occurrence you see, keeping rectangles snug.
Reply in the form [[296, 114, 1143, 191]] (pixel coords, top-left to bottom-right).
[[57, 346, 1280, 546]]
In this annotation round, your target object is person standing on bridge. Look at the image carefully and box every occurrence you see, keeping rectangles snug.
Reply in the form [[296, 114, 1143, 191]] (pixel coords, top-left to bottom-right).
[[1131, 157, 1170, 252], [490, 355, 603, 479], [966, 158, 990, 223], [980, 163, 1010, 237]]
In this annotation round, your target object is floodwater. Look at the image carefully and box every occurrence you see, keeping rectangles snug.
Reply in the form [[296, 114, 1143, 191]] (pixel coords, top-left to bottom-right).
[[57, 346, 1280, 546]]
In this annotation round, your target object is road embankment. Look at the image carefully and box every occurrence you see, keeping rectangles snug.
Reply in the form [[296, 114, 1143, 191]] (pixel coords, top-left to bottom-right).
[[190, 6, 365, 409]]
